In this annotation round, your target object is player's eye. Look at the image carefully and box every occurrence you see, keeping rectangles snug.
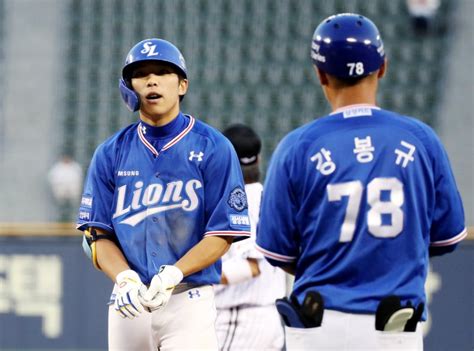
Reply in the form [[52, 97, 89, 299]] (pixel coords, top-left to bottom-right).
[[132, 68, 173, 78], [157, 68, 173, 75], [131, 69, 147, 78]]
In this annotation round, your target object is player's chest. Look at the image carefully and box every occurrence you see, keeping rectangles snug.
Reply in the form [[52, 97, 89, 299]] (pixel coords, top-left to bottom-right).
[[114, 133, 210, 210], [111, 149, 205, 224], [116, 139, 206, 180]]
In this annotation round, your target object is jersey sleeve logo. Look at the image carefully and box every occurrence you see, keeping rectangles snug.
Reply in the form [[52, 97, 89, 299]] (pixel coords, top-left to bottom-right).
[[81, 196, 93, 208], [227, 187, 248, 212]]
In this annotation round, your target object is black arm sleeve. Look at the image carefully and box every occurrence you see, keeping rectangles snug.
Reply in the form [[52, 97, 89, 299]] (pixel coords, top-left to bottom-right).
[[429, 244, 458, 257]]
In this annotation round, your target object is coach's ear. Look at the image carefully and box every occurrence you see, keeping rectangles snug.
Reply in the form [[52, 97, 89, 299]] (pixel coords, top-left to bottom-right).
[[378, 58, 388, 79], [314, 66, 329, 86]]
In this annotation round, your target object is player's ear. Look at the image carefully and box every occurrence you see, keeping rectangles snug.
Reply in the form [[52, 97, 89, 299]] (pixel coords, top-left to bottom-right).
[[178, 78, 189, 96], [377, 58, 387, 79], [314, 66, 329, 86]]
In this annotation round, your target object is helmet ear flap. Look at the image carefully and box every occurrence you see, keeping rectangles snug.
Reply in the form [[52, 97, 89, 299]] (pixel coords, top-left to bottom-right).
[[119, 78, 140, 112]]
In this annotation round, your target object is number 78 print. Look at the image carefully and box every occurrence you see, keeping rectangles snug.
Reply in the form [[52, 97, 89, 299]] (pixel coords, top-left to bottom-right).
[[327, 177, 404, 242]]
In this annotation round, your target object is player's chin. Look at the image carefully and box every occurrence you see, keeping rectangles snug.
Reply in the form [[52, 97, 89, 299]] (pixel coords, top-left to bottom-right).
[[142, 104, 168, 117], [143, 99, 164, 109]]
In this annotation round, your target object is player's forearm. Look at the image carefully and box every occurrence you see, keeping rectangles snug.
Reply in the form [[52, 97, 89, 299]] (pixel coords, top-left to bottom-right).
[[175, 236, 233, 277], [247, 258, 260, 276], [95, 238, 130, 282]]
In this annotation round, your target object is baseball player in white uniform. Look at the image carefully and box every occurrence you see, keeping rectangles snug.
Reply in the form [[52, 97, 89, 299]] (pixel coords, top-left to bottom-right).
[[215, 124, 287, 351]]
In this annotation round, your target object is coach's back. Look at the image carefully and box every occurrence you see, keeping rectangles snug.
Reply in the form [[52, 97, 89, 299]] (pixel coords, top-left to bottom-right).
[[259, 105, 465, 316]]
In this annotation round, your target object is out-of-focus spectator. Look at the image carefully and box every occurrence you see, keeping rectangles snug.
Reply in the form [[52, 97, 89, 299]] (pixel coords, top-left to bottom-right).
[[406, 0, 441, 35], [47, 154, 83, 221]]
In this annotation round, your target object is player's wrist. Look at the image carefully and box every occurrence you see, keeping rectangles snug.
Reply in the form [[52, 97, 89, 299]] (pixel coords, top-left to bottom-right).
[[159, 265, 184, 286], [116, 269, 141, 284], [138, 265, 183, 312], [114, 269, 145, 318]]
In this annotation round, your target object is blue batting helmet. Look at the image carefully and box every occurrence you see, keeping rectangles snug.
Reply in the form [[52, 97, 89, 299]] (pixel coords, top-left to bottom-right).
[[119, 38, 188, 112], [311, 13, 385, 79]]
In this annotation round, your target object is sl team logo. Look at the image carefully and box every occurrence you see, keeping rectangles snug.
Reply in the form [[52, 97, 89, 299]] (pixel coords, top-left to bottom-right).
[[227, 187, 248, 212], [139, 42, 186, 71], [141, 41, 159, 57]]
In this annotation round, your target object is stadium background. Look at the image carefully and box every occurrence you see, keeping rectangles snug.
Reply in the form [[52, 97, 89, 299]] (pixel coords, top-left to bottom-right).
[[0, 0, 472, 350]]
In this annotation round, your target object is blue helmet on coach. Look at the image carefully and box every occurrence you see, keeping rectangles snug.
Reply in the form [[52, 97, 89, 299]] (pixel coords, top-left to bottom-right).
[[119, 38, 188, 112], [311, 13, 385, 79]]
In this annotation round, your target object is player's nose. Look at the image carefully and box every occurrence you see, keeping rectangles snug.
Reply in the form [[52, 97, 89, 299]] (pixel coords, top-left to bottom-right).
[[145, 74, 160, 87]]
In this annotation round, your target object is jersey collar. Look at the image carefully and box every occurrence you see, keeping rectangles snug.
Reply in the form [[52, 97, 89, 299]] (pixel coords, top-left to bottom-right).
[[330, 103, 380, 115], [137, 114, 195, 157]]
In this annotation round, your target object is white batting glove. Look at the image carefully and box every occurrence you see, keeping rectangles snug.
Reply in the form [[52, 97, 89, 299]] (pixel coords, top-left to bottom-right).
[[114, 270, 146, 319], [139, 265, 183, 312]]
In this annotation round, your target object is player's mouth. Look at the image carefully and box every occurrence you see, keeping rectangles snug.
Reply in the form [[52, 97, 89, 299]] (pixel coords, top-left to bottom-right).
[[146, 93, 163, 101]]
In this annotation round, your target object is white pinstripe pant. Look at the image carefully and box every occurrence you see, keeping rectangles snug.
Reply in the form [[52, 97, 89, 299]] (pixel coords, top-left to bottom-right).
[[216, 304, 284, 351]]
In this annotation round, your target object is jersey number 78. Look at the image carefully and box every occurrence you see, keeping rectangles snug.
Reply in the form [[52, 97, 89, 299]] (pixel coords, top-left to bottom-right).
[[327, 177, 404, 242]]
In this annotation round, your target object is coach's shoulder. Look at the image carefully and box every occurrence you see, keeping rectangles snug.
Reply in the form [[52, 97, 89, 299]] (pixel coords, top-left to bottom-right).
[[387, 110, 441, 143], [280, 118, 323, 148]]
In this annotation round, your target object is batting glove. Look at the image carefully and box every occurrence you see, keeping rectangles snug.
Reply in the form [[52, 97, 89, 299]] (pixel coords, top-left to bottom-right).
[[114, 270, 146, 319], [139, 265, 183, 312]]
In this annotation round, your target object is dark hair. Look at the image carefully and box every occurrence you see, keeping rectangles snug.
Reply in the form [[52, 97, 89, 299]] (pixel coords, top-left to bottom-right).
[[222, 124, 261, 166], [330, 74, 366, 87]]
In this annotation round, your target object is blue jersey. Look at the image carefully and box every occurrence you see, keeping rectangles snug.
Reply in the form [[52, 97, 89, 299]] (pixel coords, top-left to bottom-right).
[[256, 105, 466, 317], [78, 113, 251, 285]]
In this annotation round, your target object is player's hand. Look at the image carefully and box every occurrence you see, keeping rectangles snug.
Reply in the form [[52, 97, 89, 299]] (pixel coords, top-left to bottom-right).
[[139, 265, 183, 312], [114, 269, 146, 319]]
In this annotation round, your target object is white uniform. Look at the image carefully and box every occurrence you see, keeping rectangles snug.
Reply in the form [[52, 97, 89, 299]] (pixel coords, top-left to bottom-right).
[[215, 182, 287, 350]]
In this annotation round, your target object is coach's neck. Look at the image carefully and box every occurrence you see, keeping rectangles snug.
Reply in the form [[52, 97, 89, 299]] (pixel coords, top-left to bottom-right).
[[315, 60, 387, 112]]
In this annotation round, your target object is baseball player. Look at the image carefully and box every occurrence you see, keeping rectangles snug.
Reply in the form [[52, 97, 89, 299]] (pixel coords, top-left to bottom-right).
[[256, 13, 466, 350], [77, 38, 251, 350], [214, 124, 286, 351]]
